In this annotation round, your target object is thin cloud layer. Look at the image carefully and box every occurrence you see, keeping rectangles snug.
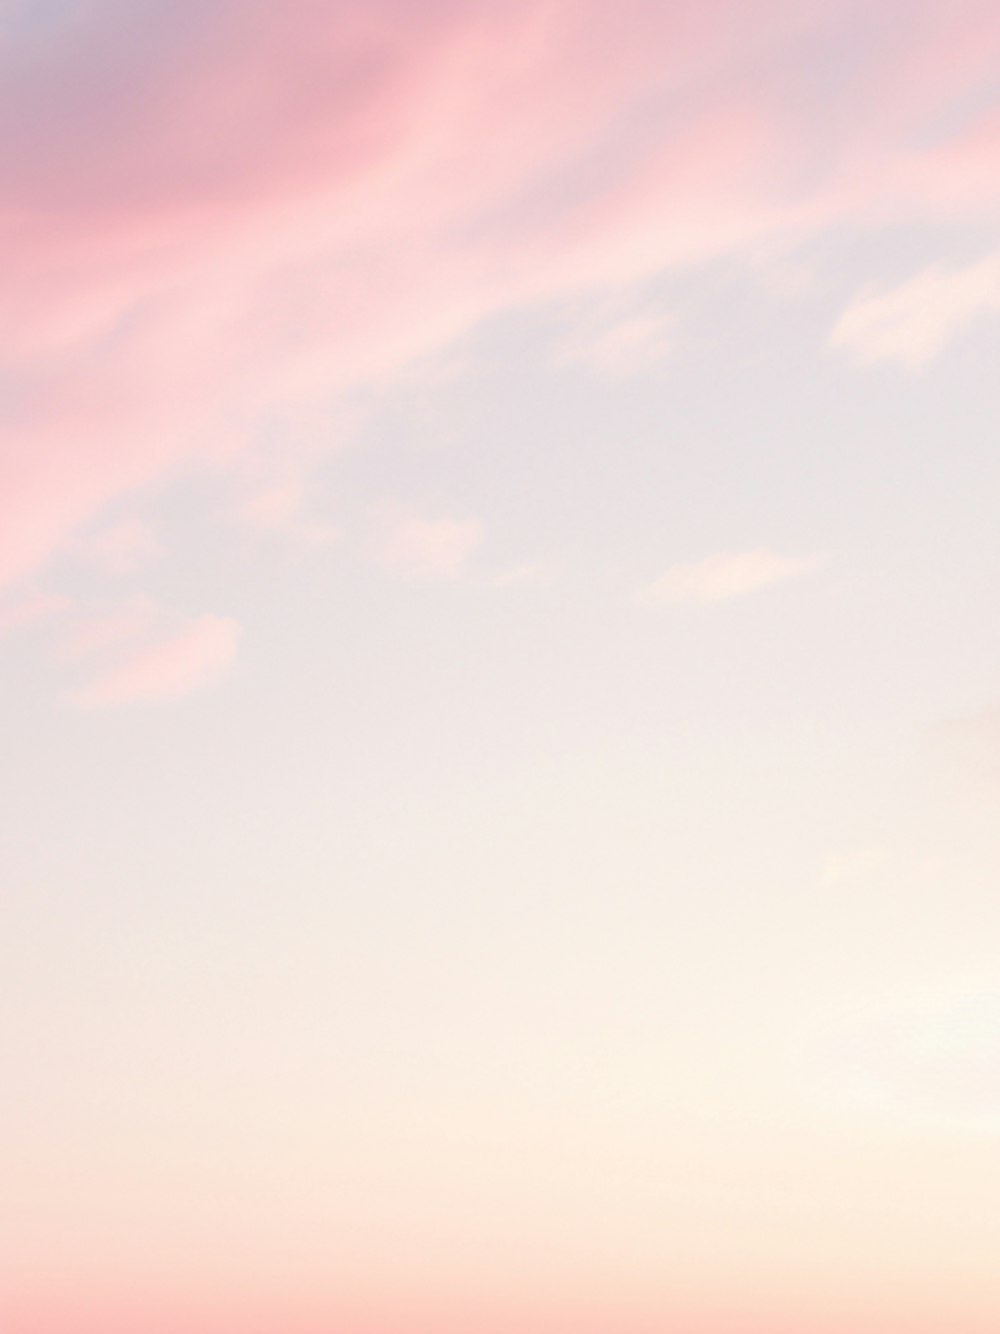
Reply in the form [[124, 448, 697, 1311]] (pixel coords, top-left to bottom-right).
[[373, 510, 484, 582], [237, 478, 340, 549], [1, 0, 999, 590], [830, 251, 1000, 368], [70, 613, 241, 707], [555, 306, 675, 377], [5, 9, 1000, 1331], [640, 549, 822, 605]]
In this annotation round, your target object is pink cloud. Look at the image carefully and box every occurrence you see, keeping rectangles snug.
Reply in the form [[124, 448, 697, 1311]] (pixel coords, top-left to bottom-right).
[[69, 613, 241, 707], [0, 1, 999, 592]]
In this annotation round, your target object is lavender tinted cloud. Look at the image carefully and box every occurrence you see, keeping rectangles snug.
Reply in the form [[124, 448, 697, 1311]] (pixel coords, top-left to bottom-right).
[[1, 1, 999, 593]]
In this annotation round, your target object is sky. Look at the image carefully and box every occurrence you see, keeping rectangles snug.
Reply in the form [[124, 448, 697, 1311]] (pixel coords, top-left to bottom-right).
[[2, 2, 1000, 1331]]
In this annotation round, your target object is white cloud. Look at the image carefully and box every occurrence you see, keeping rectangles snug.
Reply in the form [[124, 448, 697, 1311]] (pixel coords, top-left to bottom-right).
[[639, 549, 822, 605], [830, 251, 1000, 368]]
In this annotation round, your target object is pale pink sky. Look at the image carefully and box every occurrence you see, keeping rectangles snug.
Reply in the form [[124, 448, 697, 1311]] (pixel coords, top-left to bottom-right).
[[2, 3, 1000, 1332]]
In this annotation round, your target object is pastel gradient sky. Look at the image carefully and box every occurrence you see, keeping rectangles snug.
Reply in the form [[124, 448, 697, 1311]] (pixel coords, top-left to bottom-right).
[[3, 3, 1000, 1331]]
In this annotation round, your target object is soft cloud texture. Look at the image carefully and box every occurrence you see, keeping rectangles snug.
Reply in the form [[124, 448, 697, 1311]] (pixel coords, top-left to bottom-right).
[[639, 549, 822, 605], [556, 307, 675, 377], [237, 478, 340, 549], [489, 561, 557, 589], [70, 613, 241, 706], [830, 251, 1000, 368], [373, 510, 484, 582], [5, 9, 1000, 1334], [1, 0, 1000, 590]]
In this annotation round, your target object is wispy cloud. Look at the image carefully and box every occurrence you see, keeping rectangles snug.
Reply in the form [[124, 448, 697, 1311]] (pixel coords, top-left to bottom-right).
[[488, 560, 557, 589], [372, 510, 484, 582], [639, 549, 823, 605], [830, 251, 1000, 368], [1, 2, 999, 589], [556, 307, 675, 377], [236, 479, 339, 550], [70, 614, 241, 707]]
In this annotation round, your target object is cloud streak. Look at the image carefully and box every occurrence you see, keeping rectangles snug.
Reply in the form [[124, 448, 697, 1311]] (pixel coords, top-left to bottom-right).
[[831, 251, 1000, 368], [0, 1, 999, 591], [639, 549, 822, 605], [372, 509, 484, 582], [556, 306, 675, 378], [70, 613, 241, 707]]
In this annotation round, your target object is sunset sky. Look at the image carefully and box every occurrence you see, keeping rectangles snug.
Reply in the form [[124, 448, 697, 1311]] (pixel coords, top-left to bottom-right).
[[2, 3, 1000, 1332]]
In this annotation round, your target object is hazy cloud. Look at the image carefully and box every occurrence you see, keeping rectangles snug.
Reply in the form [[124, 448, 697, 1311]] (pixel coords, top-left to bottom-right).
[[831, 252, 1000, 368], [70, 614, 241, 707], [639, 549, 822, 605], [556, 308, 675, 377], [373, 511, 484, 582]]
